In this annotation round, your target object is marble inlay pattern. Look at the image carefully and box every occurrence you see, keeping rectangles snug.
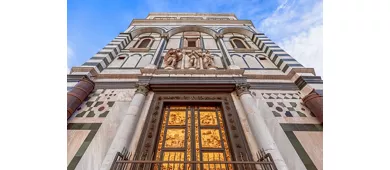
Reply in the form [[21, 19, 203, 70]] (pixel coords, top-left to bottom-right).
[[73, 89, 117, 118], [72, 89, 135, 120], [67, 89, 136, 170], [252, 90, 315, 119], [260, 92, 300, 99], [265, 100, 313, 118]]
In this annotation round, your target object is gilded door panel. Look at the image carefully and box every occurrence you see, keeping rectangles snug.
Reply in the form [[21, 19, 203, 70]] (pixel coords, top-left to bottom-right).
[[155, 105, 233, 170]]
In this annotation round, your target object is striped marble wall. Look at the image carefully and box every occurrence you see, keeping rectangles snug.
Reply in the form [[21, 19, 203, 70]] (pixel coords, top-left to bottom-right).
[[252, 33, 305, 73], [80, 33, 132, 73]]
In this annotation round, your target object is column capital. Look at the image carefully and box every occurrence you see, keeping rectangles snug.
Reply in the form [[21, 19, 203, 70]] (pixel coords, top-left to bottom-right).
[[235, 83, 251, 96], [216, 34, 224, 38], [160, 33, 169, 39], [135, 83, 150, 95]]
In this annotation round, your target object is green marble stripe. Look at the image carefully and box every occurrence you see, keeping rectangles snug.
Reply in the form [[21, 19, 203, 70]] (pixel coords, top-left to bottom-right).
[[280, 123, 323, 131], [280, 123, 322, 170], [285, 131, 318, 170], [67, 123, 101, 170]]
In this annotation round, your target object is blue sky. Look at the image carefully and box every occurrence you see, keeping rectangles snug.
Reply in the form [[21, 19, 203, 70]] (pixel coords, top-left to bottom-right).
[[68, 0, 323, 77]]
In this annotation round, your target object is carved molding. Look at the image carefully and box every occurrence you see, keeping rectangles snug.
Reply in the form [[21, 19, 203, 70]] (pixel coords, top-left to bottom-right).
[[69, 67, 98, 77]]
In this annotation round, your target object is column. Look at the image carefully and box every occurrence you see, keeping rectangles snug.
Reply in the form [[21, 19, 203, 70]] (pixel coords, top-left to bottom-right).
[[99, 84, 150, 170], [67, 76, 95, 119], [216, 34, 240, 69], [235, 84, 288, 170]]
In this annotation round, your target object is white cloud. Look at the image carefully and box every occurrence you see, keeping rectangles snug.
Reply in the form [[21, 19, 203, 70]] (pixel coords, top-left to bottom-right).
[[67, 44, 74, 74], [258, 0, 323, 77], [279, 25, 323, 77]]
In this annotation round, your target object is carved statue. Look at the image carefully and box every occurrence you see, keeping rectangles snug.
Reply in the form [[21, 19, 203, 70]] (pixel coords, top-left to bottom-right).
[[188, 50, 200, 69], [200, 50, 217, 70], [163, 48, 183, 69]]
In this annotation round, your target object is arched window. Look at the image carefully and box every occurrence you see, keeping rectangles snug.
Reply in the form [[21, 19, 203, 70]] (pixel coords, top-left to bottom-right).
[[233, 39, 245, 48], [230, 38, 249, 49], [138, 39, 151, 48], [134, 37, 153, 48]]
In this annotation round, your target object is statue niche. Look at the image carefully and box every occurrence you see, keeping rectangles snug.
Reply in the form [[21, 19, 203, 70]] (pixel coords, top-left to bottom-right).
[[163, 48, 183, 69]]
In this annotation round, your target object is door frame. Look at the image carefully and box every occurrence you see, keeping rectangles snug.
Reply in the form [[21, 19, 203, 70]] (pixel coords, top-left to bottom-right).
[[135, 93, 254, 166]]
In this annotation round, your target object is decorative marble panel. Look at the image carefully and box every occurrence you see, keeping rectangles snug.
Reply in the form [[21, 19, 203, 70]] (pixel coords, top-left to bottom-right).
[[136, 54, 153, 68], [67, 89, 135, 170], [250, 89, 322, 170], [166, 38, 181, 49], [122, 54, 141, 68], [252, 91, 315, 118], [203, 38, 218, 49], [244, 54, 262, 68], [70, 89, 135, 121], [150, 39, 160, 49], [108, 55, 127, 68], [74, 90, 117, 118], [231, 55, 248, 68]]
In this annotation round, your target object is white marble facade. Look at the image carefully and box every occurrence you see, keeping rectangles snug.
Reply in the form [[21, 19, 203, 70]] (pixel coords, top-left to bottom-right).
[[68, 12, 323, 170]]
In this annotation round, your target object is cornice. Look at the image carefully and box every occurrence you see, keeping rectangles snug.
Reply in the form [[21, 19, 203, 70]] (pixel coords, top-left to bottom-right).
[[147, 12, 236, 17], [129, 19, 253, 27]]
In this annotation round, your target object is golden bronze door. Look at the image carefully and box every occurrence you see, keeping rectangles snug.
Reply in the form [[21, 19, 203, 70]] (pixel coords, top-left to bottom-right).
[[134, 94, 255, 170], [154, 104, 232, 170]]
